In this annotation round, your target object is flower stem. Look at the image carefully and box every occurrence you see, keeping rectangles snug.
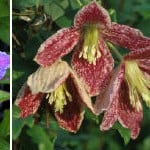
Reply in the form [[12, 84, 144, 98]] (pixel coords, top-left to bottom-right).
[[107, 42, 122, 61], [76, 0, 83, 6]]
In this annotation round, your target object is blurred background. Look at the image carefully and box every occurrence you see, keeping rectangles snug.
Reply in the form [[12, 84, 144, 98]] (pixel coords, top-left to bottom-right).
[[0, 0, 10, 149], [12, 0, 150, 150]]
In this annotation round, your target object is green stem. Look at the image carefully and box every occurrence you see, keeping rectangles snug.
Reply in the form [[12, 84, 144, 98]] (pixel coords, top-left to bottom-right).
[[107, 42, 123, 61], [76, 0, 83, 6]]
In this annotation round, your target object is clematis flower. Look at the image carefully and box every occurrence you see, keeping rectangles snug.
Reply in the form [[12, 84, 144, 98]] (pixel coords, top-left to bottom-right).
[[34, 1, 150, 96], [94, 49, 150, 139], [0, 51, 10, 80], [15, 60, 95, 132], [34, 1, 114, 96]]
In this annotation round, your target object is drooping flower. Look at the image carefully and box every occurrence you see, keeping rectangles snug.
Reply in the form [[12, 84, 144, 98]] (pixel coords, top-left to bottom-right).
[[94, 49, 150, 139], [34, 1, 114, 96], [16, 60, 95, 132], [0, 51, 10, 80], [34, 1, 150, 96]]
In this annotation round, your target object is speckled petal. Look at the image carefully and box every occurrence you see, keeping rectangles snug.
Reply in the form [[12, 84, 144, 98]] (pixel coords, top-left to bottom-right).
[[124, 48, 150, 60], [138, 59, 150, 74], [55, 74, 85, 132], [103, 23, 150, 51], [72, 38, 114, 96], [99, 65, 125, 130], [34, 27, 79, 67], [94, 65, 125, 115], [15, 84, 44, 118], [27, 61, 70, 94], [118, 82, 143, 139], [74, 1, 111, 29], [100, 75, 143, 139]]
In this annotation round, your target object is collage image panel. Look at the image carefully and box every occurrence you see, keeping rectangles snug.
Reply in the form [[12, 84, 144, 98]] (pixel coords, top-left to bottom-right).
[[0, 0, 10, 149], [10, 0, 150, 150]]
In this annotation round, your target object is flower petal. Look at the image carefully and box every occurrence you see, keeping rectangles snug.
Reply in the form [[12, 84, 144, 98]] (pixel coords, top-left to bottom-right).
[[100, 76, 143, 139], [34, 27, 79, 67], [138, 59, 150, 74], [99, 65, 125, 130], [27, 61, 70, 94], [0, 51, 10, 79], [72, 38, 114, 96], [118, 82, 143, 139], [0, 51, 10, 69], [94, 65, 125, 115], [55, 74, 85, 132], [0, 68, 7, 80], [74, 1, 111, 29], [15, 84, 44, 118], [103, 23, 150, 51], [125, 49, 150, 60]]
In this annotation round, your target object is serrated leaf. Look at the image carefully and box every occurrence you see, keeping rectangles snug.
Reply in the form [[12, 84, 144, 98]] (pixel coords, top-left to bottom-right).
[[0, 90, 10, 102], [0, 138, 9, 150], [27, 125, 54, 150], [113, 122, 131, 145], [0, 110, 10, 137]]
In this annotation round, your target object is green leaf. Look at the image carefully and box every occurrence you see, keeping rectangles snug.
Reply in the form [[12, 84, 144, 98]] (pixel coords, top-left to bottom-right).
[[0, 69, 10, 84], [44, 1, 69, 21], [12, 105, 34, 140], [0, 0, 10, 45], [137, 19, 150, 36], [13, 0, 39, 9], [0, 138, 9, 150], [0, 0, 9, 18], [0, 110, 10, 137], [113, 122, 131, 145], [0, 90, 10, 103], [27, 125, 54, 150]]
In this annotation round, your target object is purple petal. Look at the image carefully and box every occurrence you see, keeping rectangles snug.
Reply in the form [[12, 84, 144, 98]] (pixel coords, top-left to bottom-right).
[[0, 51, 10, 79]]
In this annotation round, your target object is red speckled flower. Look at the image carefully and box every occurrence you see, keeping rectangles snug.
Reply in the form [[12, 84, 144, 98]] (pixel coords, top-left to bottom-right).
[[34, 1, 150, 96], [94, 49, 150, 139], [16, 61, 95, 132]]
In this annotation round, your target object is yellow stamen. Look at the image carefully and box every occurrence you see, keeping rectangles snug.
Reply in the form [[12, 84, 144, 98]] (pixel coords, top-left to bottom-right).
[[79, 24, 101, 65], [125, 61, 150, 111], [47, 83, 72, 114]]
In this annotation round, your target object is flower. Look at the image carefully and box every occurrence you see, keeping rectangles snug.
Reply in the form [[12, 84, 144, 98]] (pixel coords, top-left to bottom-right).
[[34, 1, 150, 96], [16, 60, 95, 132], [0, 51, 10, 80], [94, 49, 150, 139], [34, 1, 115, 96]]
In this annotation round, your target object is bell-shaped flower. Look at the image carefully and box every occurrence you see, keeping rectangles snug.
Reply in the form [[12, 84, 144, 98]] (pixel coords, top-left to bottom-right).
[[0, 51, 10, 80], [15, 60, 95, 132], [94, 49, 150, 139], [34, 1, 150, 96]]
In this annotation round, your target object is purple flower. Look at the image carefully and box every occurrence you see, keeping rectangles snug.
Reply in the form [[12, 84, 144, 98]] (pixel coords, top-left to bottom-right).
[[0, 51, 10, 80]]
